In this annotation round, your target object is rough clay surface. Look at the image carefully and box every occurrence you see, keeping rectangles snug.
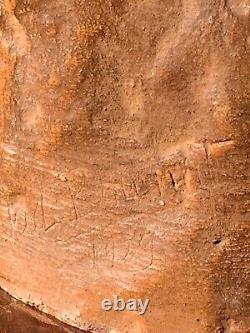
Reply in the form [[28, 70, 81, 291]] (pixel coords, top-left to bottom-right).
[[0, 0, 249, 332], [0, 288, 89, 333]]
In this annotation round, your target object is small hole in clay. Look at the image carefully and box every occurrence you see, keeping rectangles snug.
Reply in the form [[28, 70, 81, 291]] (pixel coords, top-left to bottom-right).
[[213, 239, 222, 245]]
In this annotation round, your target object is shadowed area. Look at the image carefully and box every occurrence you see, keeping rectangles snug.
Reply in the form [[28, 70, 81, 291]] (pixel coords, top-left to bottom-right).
[[0, 289, 90, 333]]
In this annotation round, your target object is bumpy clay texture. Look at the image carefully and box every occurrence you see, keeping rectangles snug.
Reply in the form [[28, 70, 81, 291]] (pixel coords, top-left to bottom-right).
[[0, 288, 88, 332], [0, 1, 249, 332]]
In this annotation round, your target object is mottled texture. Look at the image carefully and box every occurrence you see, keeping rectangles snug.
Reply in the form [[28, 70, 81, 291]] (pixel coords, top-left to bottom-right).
[[0, 0, 249, 332], [0, 288, 88, 333]]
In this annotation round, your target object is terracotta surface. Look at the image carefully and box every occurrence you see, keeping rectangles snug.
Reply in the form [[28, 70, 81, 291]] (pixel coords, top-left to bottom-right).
[[0, 288, 89, 332], [0, 0, 249, 332]]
